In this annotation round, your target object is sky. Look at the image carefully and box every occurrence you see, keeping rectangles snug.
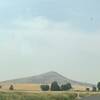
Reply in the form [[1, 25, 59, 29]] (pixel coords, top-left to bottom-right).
[[0, 0, 100, 84]]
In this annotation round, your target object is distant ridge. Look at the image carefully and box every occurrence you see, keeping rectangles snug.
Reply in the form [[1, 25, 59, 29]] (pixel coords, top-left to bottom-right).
[[0, 71, 94, 87]]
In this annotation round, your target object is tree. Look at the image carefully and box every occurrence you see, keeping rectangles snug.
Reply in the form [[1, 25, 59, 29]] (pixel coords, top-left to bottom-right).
[[97, 82, 100, 91], [61, 84, 66, 91], [61, 83, 72, 91], [40, 85, 49, 91], [92, 86, 96, 92], [66, 83, 72, 90], [9, 85, 14, 90], [51, 81, 60, 91]]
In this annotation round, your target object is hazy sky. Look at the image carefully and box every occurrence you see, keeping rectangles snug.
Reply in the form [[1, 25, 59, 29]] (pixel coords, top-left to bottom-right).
[[0, 0, 100, 84]]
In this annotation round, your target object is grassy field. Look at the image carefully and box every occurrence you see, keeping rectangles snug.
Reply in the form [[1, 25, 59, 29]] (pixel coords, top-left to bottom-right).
[[0, 90, 99, 100], [0, 92, 77, 100]]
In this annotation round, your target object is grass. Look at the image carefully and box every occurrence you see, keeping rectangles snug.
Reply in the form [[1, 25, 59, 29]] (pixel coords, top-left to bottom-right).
[[0, 90, 100, 100], [1, 84, 40, 91], [0, 92, 77, 100], [0, 83, 100, 100]]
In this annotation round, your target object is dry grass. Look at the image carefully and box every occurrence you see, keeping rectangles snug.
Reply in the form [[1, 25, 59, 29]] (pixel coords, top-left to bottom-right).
[[0, 83, 92, 92], [1, 84, 40, 91], [73, 85, 92, 91], [15, 84, 40, 91]]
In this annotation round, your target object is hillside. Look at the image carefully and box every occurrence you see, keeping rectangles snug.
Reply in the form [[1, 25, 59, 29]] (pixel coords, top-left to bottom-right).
[[0, 71, 94, 88]]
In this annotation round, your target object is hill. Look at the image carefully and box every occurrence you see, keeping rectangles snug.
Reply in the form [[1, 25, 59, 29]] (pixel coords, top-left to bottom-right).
[[0, 71, 94, 88]]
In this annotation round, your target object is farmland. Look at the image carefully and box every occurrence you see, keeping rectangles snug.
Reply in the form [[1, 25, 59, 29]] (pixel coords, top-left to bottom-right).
[[0, 83, 91, 91], [0, 84, 100, 100]]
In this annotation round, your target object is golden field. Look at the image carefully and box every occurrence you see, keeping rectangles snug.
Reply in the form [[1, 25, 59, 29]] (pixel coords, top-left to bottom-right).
[[73, 85, 92, 91], [1, 84, 41, 91], [0, 83, 91, 91]]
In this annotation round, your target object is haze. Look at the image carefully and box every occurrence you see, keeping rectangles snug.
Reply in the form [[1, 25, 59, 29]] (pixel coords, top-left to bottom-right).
[[0, 0, 100, 84]]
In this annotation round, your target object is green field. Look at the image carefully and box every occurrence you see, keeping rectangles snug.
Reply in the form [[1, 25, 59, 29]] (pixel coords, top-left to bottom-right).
[[0, 92, 77, 100]]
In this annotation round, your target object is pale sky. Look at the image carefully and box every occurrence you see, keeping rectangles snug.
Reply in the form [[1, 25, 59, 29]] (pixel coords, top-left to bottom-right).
[[0, 0, 100, 84]]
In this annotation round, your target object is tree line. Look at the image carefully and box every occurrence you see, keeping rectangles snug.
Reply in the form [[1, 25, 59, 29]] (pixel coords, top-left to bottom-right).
[[40, 81, 100, 92], [40, 81, 72, 91]]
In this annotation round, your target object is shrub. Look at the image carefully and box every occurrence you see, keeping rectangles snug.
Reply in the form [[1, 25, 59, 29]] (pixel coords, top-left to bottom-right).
[[86, 88, 90, 92], [61, 83, 72, 91], [9, 85, 14, 90], [40, 85, 49, 91]]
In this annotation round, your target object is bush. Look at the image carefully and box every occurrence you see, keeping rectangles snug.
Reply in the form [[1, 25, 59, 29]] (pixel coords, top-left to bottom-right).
[[9, 85, 14, 90], [61, 83, 72, 91], [51, 81, 60, 91], [86, 88, 90, 92], [40, 85, 49, 91]]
